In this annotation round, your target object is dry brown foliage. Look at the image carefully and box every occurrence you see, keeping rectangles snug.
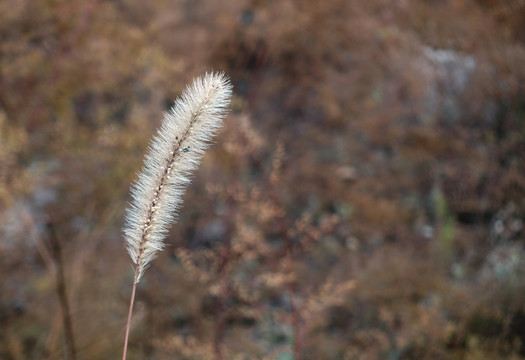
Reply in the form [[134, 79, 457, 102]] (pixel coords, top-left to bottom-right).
[[1, 0, 525, 359]]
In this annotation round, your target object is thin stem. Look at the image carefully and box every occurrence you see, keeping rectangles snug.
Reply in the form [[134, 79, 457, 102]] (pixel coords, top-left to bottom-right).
[[48, 224, 77, 360], [122, 265, 140, 360]]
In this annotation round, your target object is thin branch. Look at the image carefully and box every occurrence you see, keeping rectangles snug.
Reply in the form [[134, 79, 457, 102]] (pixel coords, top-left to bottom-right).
[[48, 223, 77, 360]]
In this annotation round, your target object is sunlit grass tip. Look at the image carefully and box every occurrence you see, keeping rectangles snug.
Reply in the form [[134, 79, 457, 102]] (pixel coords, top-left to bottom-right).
[[123, 72, 232, 283]]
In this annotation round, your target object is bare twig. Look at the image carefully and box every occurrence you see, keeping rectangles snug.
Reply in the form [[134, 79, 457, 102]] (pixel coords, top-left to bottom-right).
[[48, 223, 77, 360]]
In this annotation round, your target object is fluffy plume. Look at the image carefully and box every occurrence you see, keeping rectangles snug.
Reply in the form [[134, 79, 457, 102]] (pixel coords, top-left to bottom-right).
[[123, 72, 232, 282]]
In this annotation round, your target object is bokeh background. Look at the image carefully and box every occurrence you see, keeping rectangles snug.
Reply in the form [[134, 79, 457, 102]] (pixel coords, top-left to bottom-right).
[[2, 1, 525, 359]]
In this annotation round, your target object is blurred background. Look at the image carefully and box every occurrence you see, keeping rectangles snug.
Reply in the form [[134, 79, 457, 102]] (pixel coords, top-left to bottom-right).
[[1, 0, 525, 359]]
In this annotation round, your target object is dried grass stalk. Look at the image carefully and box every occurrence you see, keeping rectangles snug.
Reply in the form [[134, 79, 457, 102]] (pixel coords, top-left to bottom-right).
[[124, 72, 232, 282], [122, 72, 232, 360]]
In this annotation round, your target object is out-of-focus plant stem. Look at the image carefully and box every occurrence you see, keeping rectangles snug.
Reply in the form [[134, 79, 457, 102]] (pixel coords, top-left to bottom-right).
[[48, 224, 77, 360]]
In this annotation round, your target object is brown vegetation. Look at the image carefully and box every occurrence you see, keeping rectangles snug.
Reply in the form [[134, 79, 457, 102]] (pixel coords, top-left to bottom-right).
[[1, 0, 525, 359]]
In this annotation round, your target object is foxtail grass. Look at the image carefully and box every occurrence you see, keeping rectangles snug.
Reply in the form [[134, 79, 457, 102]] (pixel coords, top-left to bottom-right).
[[122, 72, 232, 360]]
